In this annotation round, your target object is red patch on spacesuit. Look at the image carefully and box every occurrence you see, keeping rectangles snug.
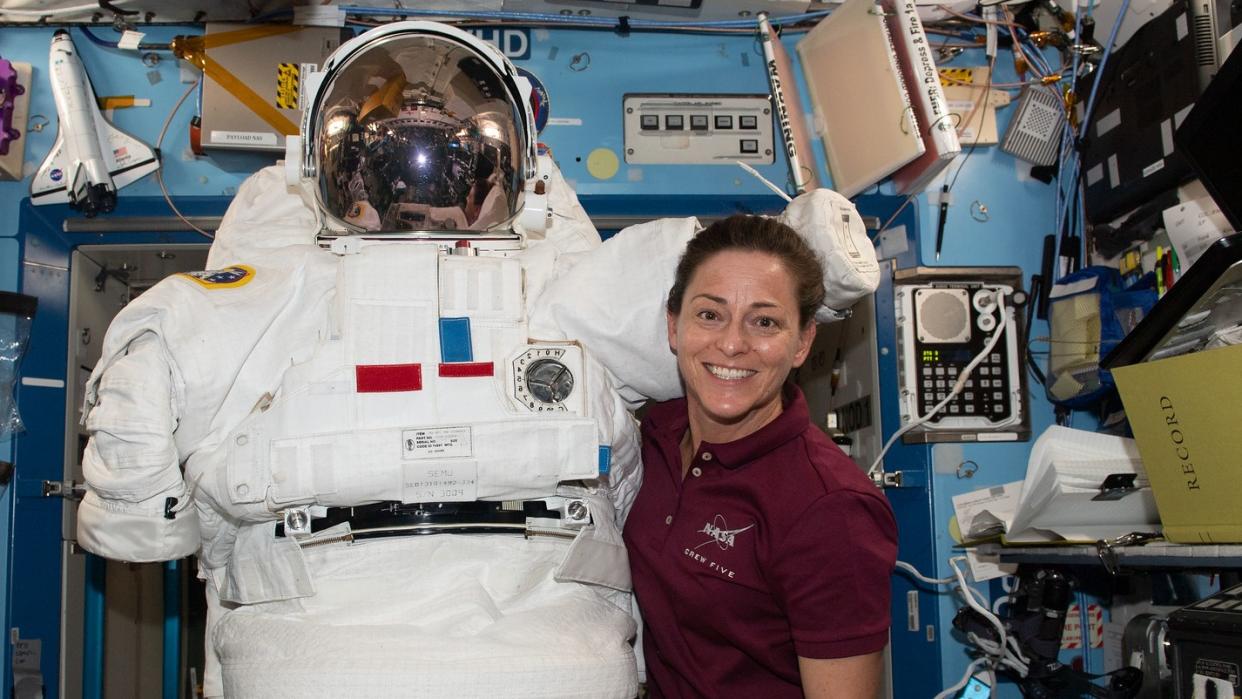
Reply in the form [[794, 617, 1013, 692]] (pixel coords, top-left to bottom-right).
[[438, 362, 494, 378], [355, 364, 423, 392]]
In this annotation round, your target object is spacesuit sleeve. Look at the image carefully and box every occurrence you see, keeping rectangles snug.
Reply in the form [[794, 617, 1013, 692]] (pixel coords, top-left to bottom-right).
[[529, 216, 699, 407], [76, 331, 199, 562], [530, 188, 880, 406]]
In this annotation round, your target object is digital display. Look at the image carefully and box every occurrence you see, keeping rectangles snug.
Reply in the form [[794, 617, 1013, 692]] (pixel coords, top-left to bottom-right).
[[921, 348, 974, 363]]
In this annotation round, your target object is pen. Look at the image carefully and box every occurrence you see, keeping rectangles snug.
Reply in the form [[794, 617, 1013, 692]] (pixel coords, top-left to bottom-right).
[[935, 184, 949, 260], [1167, 247, 1178, 287], [1155, 247, 1165, 296]]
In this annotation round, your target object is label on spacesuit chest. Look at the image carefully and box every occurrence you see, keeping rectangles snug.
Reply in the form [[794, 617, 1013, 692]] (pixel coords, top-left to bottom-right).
[[403, 461, 479, 502], [402, 426, 473, 459]]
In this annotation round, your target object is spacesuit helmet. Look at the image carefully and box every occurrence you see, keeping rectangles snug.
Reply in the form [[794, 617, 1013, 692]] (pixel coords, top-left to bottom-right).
[[292, 21, 538, 236]]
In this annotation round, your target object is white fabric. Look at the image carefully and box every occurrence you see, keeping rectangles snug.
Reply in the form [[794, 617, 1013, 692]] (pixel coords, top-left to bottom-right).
[[205, 165, 318, 269], [778, 188, 881, 317], [216, 535, 638, 698]]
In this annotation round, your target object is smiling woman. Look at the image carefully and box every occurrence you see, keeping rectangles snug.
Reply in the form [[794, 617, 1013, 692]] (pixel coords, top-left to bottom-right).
[[664, 216, 822, 454], [623, 215, 899, 699]]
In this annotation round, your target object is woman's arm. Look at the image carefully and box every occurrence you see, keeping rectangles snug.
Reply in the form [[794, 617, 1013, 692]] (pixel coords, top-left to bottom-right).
[[799, 651, 885, 699]]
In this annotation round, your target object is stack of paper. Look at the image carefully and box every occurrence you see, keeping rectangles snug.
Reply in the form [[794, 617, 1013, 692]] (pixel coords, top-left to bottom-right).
[[1006, 426, 1162, 543]]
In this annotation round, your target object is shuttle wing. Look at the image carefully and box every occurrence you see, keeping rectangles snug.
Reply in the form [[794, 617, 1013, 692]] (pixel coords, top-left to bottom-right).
[[29, 136, 71, 204], [102, 119, 159, 189]]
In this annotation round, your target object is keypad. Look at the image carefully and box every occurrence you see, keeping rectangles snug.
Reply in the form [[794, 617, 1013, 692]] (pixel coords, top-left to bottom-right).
[[917, 351, 1011, 422]]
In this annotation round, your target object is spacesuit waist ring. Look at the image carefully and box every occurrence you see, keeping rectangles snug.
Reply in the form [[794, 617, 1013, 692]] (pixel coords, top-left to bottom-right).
[[275, 500, 562, 540]]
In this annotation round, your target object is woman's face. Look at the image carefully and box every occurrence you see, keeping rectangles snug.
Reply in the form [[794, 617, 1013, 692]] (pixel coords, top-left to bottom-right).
[[667, 249, 816, 443]]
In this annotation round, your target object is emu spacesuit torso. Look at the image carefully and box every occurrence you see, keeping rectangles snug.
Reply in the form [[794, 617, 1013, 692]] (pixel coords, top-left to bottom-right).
[[74, 21, 880, 698]]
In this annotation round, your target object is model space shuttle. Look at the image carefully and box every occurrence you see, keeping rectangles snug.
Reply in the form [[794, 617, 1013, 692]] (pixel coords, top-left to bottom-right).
[[30, 30, 159, 216]]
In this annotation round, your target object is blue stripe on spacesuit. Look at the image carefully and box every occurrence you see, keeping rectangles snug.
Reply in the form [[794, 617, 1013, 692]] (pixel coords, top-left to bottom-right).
[[598, 445, 611, 476], [438, 317, 473, 363]]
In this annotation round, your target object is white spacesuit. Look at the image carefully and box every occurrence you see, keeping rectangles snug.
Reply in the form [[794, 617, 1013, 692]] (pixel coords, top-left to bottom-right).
[[75, 21, 880, 698]]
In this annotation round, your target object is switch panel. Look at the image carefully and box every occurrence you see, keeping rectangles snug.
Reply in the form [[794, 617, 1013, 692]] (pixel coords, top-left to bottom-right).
[[623, 93, 775, 165]]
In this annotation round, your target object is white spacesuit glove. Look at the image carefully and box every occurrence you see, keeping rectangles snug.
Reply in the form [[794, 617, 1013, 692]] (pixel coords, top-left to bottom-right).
[[778, 188, 881, 321], [77, 332, 200, 562]]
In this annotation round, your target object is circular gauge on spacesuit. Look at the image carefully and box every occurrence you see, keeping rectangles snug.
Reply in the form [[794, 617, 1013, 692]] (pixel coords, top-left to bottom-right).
[[526, 359, 574, 403], [513, 347, 575, 411]]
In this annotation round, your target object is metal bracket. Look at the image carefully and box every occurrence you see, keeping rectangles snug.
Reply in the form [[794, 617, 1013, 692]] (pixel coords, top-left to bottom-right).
[[1093, 473, 1142, 501], [281, 507, 313, 539], [872, 470, 928, 489], [561, 499, 591, 529], [42, 480, 85, 500]]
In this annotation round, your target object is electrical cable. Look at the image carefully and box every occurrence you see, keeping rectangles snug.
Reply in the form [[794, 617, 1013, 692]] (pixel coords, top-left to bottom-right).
[[874, 44, 995, 241], [78, 25, 171, 51], [735, 161, 793, 202], [154, 77, 213, 240], [1051, 0, 1130, 278], [868, 288, 1007, 479], [339, 5, 831, 31], [0, 1, 130, 17], [896, 560, 957, 585], [934, 658, 989, 699], [900, 554, 1033, 696]]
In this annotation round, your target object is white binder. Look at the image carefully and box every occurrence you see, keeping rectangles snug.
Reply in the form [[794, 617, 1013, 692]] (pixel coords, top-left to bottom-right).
[[884, 0, 962, 194]]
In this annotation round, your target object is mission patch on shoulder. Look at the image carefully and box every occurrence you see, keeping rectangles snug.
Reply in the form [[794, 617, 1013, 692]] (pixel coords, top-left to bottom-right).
[[177, 264, 255, 289]]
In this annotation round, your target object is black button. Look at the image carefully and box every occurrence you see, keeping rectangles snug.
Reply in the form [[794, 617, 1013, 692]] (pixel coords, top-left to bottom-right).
[[715, 115, 733, 129], [640, 114, 659, 131], [690, 115, 709, 130], [739, 115, 758, 129], [740, 139, 759, 153], [665, 114, 684, 130]]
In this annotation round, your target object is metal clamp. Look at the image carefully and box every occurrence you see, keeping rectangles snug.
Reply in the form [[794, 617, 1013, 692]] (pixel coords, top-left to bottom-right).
[[42, 480, 86, 500], [1095, 531, 1163, 575], [1093, 473, 1143, 501]]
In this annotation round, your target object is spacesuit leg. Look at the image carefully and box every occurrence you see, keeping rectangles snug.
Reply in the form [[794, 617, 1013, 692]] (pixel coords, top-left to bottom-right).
[[200, 573, 235, 698], [213, 534, 637, 698]]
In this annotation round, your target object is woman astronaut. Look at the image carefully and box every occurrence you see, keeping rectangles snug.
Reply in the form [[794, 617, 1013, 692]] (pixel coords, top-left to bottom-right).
[[75, 21, 881, 698]]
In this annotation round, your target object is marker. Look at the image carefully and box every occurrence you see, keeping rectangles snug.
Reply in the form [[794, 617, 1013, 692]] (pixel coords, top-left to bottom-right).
[[934, 185, 950, 260]]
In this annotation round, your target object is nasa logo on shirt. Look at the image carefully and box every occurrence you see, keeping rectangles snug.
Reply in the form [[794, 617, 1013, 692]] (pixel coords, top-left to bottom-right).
[[177, 264, 255, 289], [681, 513, 756, 581], [697, 515, 754, 550]]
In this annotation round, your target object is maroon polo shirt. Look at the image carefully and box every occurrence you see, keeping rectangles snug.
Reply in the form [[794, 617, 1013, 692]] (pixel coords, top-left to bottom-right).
[[623, 384, 897, 699]]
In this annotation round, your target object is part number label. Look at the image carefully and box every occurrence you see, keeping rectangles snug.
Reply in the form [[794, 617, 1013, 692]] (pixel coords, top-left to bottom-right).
[[402, 426, 473, 459]]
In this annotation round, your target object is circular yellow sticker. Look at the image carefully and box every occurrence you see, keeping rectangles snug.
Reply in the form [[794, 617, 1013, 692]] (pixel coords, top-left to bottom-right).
[[586, 148, 620, 180]]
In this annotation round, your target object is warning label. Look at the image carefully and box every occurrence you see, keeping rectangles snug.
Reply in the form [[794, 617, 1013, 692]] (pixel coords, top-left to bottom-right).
[[1194, 658, 1239, 685], [1061, 603, 1104, 649], [276, 63, 300, 110]]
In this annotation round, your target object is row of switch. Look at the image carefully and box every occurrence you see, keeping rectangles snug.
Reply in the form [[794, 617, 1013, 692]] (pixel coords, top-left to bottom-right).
[[639, 113, 760, 132]]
